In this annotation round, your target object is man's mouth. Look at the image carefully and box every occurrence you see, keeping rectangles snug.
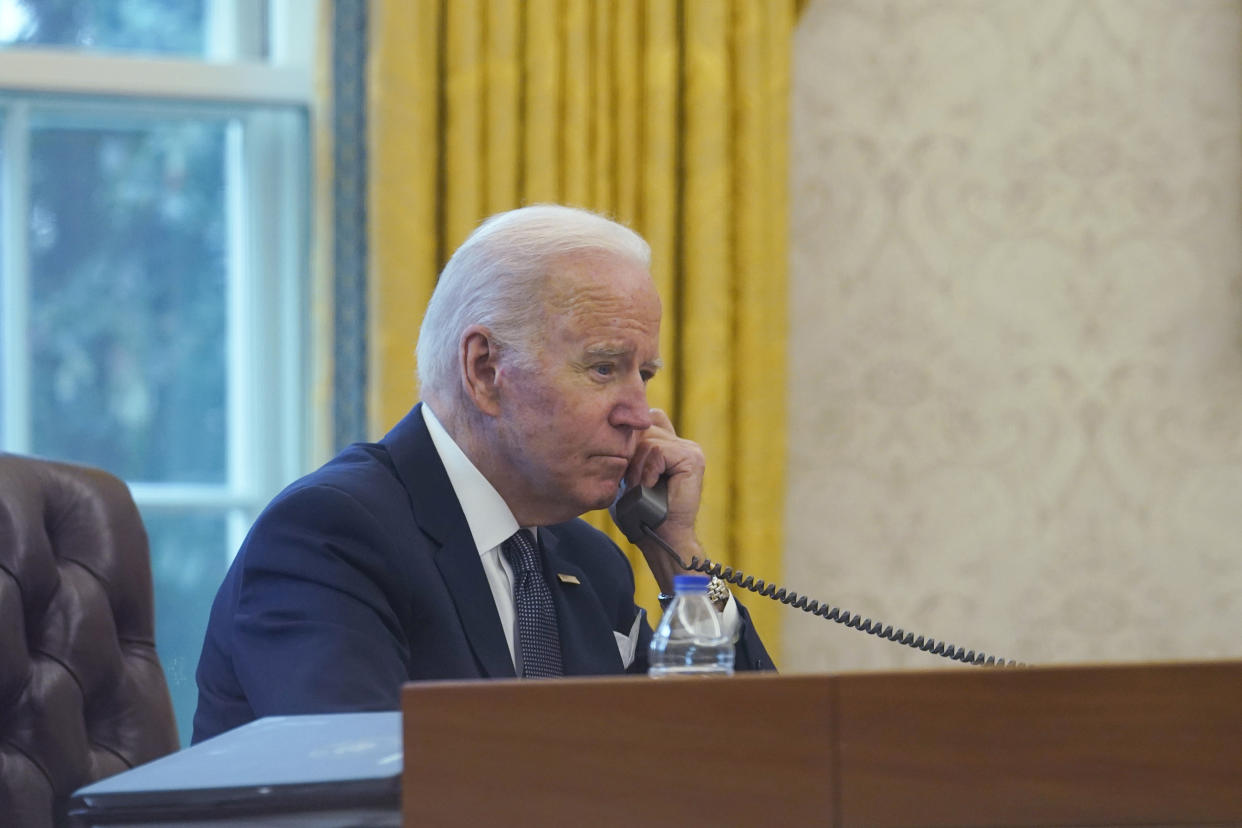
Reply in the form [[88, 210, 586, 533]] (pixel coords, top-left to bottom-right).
[[593, 454, 631, 473]]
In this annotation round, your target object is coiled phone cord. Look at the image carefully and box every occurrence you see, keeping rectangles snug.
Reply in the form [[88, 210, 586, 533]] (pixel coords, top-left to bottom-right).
[[641, 524, 1021, 667]]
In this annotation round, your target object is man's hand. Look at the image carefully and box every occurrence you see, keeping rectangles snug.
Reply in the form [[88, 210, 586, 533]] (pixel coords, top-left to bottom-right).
[[623, 408, 705, 594]]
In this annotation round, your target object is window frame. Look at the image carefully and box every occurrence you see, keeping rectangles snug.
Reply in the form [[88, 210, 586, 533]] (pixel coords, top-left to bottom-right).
[[0, 0, 317, 559]]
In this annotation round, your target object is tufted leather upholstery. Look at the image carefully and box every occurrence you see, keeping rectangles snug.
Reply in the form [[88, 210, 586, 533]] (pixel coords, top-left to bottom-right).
[[0, 453, 179, 827]]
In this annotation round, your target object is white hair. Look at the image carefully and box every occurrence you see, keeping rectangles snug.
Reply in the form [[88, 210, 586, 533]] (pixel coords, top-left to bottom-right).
[[416, 204, 652, 406]]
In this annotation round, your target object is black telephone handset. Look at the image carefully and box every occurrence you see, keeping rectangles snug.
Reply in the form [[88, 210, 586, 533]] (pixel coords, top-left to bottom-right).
[[609, 479, 669, 544], [611, 477, 1018, 667]]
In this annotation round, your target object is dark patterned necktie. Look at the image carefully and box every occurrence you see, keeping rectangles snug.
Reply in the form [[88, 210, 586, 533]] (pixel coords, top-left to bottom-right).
[[501, 529, 563, 678]]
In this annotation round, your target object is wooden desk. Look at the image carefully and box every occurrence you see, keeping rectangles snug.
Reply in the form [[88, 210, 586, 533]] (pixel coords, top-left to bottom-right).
[[402, 661, 1242, 827]]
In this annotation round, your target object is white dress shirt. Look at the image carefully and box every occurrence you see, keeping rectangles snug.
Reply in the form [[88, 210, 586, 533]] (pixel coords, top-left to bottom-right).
[[421, 404, 643, 670]]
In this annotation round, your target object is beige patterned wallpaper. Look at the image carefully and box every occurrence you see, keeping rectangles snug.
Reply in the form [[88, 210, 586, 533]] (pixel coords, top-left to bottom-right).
[[785, 0, 1242, 672]]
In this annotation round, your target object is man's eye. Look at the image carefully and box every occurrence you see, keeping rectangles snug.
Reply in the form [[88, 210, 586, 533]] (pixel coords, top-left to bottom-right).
[[593, 363, 614, 376], [640, 370, 654, 384]]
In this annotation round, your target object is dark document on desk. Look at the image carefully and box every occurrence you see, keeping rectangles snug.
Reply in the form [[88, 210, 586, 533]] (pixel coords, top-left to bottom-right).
[[68, 711, 402, 827]]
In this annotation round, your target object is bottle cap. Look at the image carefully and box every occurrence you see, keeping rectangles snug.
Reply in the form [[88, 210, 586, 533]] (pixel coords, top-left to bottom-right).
[[673, 573, 711, 593]]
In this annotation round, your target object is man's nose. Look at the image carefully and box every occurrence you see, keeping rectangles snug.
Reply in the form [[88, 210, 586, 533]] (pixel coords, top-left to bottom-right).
[[611, 376, 654, 430]]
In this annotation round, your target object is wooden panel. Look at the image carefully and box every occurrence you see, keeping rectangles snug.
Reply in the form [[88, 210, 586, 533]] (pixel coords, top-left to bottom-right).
[[403, 663, 1242, 826], [836, 660, 1242, 827], [402, 673, 834, 827]]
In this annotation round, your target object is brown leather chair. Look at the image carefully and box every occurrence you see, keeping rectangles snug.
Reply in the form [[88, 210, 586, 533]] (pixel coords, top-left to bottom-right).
[[0, 453, 179, 827]]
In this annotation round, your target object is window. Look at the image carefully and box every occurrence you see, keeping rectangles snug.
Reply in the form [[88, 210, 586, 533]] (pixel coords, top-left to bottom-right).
[[0, 0, 314, 744]]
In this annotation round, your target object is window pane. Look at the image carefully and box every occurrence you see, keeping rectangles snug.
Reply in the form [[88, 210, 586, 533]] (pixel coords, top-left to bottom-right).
[[1, 0, 208, 57], [143, 509, 229, 746], [28, 115, 229, 482]]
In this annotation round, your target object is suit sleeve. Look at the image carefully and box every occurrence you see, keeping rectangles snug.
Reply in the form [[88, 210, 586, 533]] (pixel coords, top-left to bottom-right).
[[228, 484, 413, 716], [731, 599, 778, 672]]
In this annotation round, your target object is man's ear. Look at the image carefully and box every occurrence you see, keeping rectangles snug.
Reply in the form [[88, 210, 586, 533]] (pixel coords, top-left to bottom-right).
[[460, 325, 502, 416]]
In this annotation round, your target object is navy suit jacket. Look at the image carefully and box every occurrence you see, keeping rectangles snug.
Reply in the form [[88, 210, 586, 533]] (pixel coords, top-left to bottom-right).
[[192, 404, 775, 742]]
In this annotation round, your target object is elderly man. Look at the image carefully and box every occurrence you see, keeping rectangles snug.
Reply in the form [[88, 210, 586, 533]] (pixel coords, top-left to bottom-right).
[[192, 205, 776, 743]]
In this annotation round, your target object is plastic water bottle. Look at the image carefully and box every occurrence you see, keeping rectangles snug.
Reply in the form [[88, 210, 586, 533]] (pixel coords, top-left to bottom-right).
[[648, 574, 734, 677]]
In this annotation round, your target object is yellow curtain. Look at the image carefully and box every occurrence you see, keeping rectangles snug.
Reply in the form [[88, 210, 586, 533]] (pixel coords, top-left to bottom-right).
[[368, 0, 793, 662]]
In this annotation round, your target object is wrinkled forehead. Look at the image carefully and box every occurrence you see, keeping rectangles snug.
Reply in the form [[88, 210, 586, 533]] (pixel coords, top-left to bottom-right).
[[542, 251, 661, 317]]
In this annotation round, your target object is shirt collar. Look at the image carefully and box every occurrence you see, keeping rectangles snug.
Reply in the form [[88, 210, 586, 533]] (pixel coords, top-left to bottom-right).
[[421, 403, 522, 556]]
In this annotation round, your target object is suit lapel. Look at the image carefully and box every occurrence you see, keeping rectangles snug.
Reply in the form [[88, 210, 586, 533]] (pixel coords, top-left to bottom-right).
[[431, 523, 516, 678], [382, 405, 516, 679], [540, 529, 626, 675]]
